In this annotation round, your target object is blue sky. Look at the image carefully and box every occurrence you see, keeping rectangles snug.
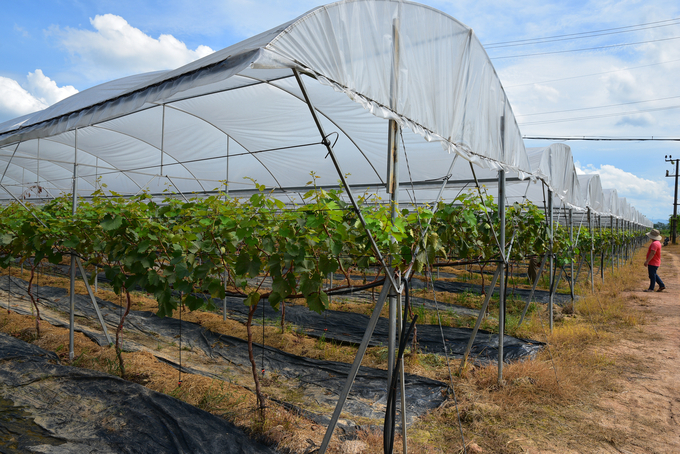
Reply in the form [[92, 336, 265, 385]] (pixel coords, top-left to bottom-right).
[[1, 0, 679, 221]]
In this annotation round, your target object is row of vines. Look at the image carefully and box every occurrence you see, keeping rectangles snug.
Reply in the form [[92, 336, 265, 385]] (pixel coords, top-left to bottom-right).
[[0, 183, 644, 408]]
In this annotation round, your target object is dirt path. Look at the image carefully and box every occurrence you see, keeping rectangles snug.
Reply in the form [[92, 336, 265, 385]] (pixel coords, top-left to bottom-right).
[[592, 244, 680, 453]]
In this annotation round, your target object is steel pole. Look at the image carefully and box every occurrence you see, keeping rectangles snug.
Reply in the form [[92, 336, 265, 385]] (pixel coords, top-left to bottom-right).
[[292, 69, 401, 293], [75, 258, 112, 344], [318, 282, 392, 453], [610, 215, 614, 275], [387, 116, 398, 388], [517, 254, 547, 327], [569, 208, 574, 300], [616, 218, 621, 269], [674, 159, 679, 244], [386, 16, 407, 452], [223, 271, 228, 322], [548, 190, 554, 332], [588, 208, 594, 293], [599, 215, 604, 283], [69, 129, 78, 361], [498, 169, 506, 385], [460, 265, 502, 372]]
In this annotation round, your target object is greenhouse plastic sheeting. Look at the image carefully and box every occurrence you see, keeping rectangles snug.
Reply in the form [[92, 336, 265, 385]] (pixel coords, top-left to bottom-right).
[[603, 189, 620, 218], [505, 144, 584, 211], [0, 0, 532, 204], [0, 333, 277, 454], [578, 174, 605, 214]]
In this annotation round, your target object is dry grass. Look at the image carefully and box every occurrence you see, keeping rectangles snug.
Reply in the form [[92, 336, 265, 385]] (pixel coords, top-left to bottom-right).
[[0, 245, 659, 453]]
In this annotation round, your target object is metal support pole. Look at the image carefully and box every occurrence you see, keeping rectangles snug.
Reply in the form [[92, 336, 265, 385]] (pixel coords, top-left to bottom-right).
[[588, 208, 594, 293], [569, 208, 574, 300], [226, 136, 230, 198], [294, 68, 406, 454], [616, 218, 620, 269], [386, 15, 407, 451], [674, 158, 679, 244], [318, 282, 392, 453], [329, 273, 333, 306], [599, 215, 604, 283], [573, 256, 585, 287], [160, 105, 165, 175], [610, 215, 614, 275], [665, 156, 678, 244], [518, 254, 547, 327], [498, 169, 506, 385], [75, 258, 112, 344], [69, 129, 78, 361], [387, 116, 399, 387], [459, 265, 502, 373], [548, 189, 554, 332], [292, 69, 401, 293]]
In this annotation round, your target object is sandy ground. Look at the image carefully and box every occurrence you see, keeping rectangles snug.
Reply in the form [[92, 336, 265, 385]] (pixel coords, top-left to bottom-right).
[[595, 245, 680, 454], [525, 244, 680, 454]]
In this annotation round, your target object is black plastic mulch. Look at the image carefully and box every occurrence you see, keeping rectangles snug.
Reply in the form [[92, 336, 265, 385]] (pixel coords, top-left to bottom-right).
[[1, 274, 543, 365], [408, 275, 574, 305], [41, 262, 571, 305], [0, 332, 276, 454], [215, 295, 543, 363], [0, 276, 447, 423]]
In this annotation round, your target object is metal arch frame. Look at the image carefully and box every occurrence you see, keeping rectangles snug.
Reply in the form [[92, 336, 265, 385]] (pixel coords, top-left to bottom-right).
[[0, 142, 56, 200], [157, 71, 389, 186], [30, 135, 145, 193], [0, 67, 525, 202], [0, 155, 79, 196], [236, 73, 386, 185], [163, 73, 387, 192], [0, 143, 137, 195], [160, 104, 277, 196], [67, 125, 203, 192], [141, 71, 387, 193]]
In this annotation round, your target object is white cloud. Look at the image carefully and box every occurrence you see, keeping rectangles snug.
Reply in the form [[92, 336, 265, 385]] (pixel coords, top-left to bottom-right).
[[52, 14, 214, 81], [26, 70, 78, 106], [576, 162, 673, 220], [0, 71, 78, 123], [614, 113, 655, 128], [0, 76, 47, 120], [13, 25, 30, 38]]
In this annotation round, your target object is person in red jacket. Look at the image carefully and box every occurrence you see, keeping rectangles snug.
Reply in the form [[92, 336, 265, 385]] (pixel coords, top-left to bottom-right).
[[643, 229, 665, 292]]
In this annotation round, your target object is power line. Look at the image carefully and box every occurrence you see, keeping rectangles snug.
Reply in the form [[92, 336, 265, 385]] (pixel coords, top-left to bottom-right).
[[517, 104, 680, 125], [504, 58, 680, 88], [490, 35, 680, 59], [486, 18, 680, 49], [515, 95, 680, 117], [523, 136, 680, 141], [485, 17, 680, 46]]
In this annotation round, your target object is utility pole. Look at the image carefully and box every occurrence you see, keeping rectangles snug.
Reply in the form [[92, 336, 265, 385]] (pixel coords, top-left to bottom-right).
[[665, 155, 679, 244]]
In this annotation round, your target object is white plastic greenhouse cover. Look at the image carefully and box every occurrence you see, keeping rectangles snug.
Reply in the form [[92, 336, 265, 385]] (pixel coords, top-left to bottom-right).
[[0, 0, 533, 206], [505, 144, 584, 211], [577, 174, 605, 214], [602, 189, 620, 218]]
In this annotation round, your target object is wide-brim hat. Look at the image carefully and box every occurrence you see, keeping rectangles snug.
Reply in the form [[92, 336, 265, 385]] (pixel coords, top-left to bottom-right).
[[646, 229, 662, 241]]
